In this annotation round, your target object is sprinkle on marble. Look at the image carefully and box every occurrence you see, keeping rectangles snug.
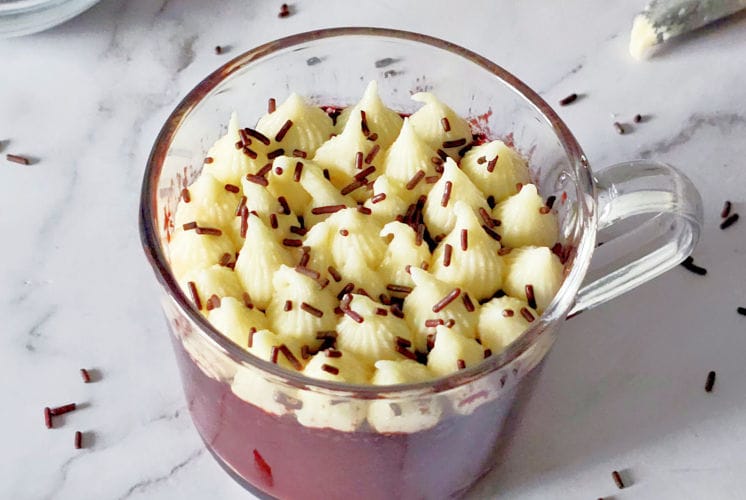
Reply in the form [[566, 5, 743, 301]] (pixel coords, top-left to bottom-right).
[[613, 122, 625, 135], [633, 113, 643, 123], [705, 370, 717, 392], [214, 45, 223, 55], [6, 153, 30, 165], [74, 431, 82, 449], [721, 200, 732, 219], [268, 98, 276, 113], [50, 403, 76, 416], [720, 213, 739, 230], [44, 407, 52, 429], [278, 3, 290, 17], [559, 93, 578, 106], [680, 256, 707, 275], [80, 369, 91, 383], [612, 470, 625, 489]]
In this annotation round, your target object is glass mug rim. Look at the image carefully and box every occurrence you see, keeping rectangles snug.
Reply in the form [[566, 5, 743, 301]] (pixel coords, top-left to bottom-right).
[[139, 27, 597, 397]]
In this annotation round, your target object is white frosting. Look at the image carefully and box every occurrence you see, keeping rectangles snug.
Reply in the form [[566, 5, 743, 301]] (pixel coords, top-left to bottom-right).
[[493, 184, 558, 248], [168, 227, 237, 279], [266, 265, 339, 348], [175, 171, 243, 247], [180, 264, 245, 312], [503, 246, 564, 313], [403, 268, 479, 352], [381, 118, 439, 200], [296, 349, 372, 431], [325, 208, 386, 271], [256, 93, 334, 156], [298, 167, 357, 226], [423, 157, 489, 237], [364, 175, 410, 223], [408, 92, 472, 158], [460, 140, 531, 203], [205, 112, 266, 185], [367, 359, 441, 433], [478, 296, 537, 352], [378, 221, 431, 289], [266, 156, 314, 216], [336, 294, 414, 367], [430, 201, 503, 300], [240, 172, 299, 242], [629, 14, 657, 60], [334, 81, 403, 149], [233, 213, 294, 310], [427, 325, 485, 377], [207, 296, 270, 347]]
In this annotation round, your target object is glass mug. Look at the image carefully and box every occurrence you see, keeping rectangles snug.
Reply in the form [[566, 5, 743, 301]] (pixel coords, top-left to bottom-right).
[[139, 28, 702, 499]]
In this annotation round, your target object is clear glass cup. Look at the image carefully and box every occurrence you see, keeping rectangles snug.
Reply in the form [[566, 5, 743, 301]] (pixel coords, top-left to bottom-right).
[[139, 28, 703, 499], [0, 0, 100, 38]]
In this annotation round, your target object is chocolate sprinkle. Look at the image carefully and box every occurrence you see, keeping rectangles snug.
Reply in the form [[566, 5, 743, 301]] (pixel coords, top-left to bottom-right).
[[268, 98, 276, 113], [406, 170, 425, 190], [486, 156, 498, 173], [6, 153, 30, 165], [737, 307, 746, 316], [44, 407, 52, 429], [187, 281, 202, 310], [502, 309, 514, 317], [520, 307, 535, 322], [246, 174, 269, 186], [270, 346, 280, 364], [247, 128, 271, 145], [323, 168, 330, 180], [443, 138, 467, 148], [275, 120, 293, 142], [292, 161, 304, 182], [425, 319, 444, 327], [301, 302, 324, 318], [364, 144, 380, 164], [441, 117, 451, 132], [339, 229, 349, 236], [360, 110, 370, 137], [180, 188, 191, 203], [195, 227, 222, 236], [242, 147, 258, 159], [321, 364, 339, 375], [482, 224, 501, 242], [633, 113, 643, 123], [292, 149, 307, 158], [386, 284, 412, 295], [290, 226, 308, 236], [462, 293, 475, 312], [479, 207, 496, 228], [80, 369, 91, 383], [256, 163, 273, 177], [316, 331, 338, 340], [50, 403, 77, 416], [355, 165, 376, 181], [267, 148, 285, 160], [443, 244, 453, 267], [242, 292, 254, 309], [341, 180, 364, 195], [425, 175, 440, 184], [721, 200, 732, 219], [327, 266, 342, 282], [680, 256, 707, 275], [239, 207, 249, 238], [559, 93, 578, 106], [720, 213, 739, 230], [282, 238, 303, 247], [395, 344, 417, 361], [278, 196, 290, 214], [457, 359, 466, 370], [284, 300, 293, 312], [311, 204, 346, 215], [705, 370, 716, 392], [441, 180, 453, 207], [74, 431, 82, 449], [612, 470, 625, 489], [484, 349, 493, 358], [343, 306, 364, 324], [525, 284, 537, 309], [371, 193, 386, 204], [375, 307, 388, 316], [546, 195, 557, 209], [279, 345, 302, 370], [219, 252, 232, 267], [224, 183, 240, 193], [235, 196, 247, 217], [182, 221, 198, 231], [324, 349, 343, 358], [204, 156, 214, 164], [295, 266, 320, 280], [613, 122, 625, 135], [278, 3, 290, 18], [205, 294, 221, 311], [395, 336, 411, 348], [539, 206, 551, 214], [460, 229, 468, 251], [354, 151, 363, 170], [432, 288, 461, 312]]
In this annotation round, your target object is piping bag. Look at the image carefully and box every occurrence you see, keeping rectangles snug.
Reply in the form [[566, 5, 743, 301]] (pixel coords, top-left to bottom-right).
[[629, 0, 746, 59]]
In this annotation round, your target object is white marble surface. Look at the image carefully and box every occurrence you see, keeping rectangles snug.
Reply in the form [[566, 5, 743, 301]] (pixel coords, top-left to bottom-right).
[[1, 1, 745, 498]]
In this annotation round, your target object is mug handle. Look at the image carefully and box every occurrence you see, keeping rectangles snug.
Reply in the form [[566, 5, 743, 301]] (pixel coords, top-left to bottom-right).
[[569, 160, 703, 316]]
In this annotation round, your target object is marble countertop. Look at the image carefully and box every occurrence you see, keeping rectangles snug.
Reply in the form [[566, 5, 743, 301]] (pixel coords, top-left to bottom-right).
[[2, 1, 745, 498]]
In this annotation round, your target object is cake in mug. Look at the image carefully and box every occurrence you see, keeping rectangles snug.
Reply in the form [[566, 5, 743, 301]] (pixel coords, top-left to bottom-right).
[[168, 81, 564, 397]]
